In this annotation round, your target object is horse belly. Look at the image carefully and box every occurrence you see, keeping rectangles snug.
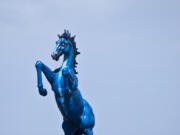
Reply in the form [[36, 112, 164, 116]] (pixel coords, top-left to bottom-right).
[[66, 90, 84, 120], [55, 96, 68, 118]]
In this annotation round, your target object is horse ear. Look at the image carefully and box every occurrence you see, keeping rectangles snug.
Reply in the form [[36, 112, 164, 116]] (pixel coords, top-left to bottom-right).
[[67, 30, 71, 37], [72, 35, 76, 40]]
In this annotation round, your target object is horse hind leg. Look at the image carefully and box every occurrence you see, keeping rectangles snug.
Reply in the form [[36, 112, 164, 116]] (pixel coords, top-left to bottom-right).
[[62, 120, 78, 135], [80, 100, 95, 135], [74, 128, 83, 135], [83, 128, 93, 135]]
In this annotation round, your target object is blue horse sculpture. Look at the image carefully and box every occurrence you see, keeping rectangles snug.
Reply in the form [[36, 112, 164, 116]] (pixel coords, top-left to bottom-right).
[[35, 30, 95, 135]]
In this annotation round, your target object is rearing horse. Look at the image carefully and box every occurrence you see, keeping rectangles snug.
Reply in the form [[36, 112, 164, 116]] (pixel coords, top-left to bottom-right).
[[35, 30, 95, 135]]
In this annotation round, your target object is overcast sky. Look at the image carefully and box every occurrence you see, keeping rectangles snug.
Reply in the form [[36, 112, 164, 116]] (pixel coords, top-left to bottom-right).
[[0, 0, 180, 134]]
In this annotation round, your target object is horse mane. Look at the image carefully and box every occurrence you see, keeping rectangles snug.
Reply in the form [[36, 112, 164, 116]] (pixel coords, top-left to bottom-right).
[[58, 30, 80, 74]]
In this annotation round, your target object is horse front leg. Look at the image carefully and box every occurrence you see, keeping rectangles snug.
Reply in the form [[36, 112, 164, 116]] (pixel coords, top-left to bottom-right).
[[35, 60, 54, 96]]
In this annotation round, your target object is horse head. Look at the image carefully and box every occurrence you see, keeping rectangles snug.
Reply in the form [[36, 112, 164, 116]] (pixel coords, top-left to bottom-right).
[[51, 30, 80, 74], [51, 30, 73, 61]]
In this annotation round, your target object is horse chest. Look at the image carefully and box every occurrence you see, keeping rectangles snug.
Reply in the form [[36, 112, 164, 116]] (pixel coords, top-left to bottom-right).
[[55, 71, 64, 87], [52, 71, 70, 96]]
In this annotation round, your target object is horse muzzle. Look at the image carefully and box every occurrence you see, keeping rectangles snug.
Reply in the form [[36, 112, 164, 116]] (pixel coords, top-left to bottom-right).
[[51, 52, 61, 61]]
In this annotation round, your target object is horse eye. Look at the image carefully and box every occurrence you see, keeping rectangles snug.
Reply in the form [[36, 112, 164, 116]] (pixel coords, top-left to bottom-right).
[[61, 42, 65, 46]]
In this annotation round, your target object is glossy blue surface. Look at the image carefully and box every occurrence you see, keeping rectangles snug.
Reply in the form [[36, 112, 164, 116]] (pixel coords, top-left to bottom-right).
[[35, 30, 95, 135]]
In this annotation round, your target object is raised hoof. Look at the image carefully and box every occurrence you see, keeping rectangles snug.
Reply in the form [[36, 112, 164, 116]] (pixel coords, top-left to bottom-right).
[[39, 87, 47, 96]]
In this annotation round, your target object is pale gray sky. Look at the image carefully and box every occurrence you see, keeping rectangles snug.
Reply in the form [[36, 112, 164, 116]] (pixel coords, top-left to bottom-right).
[[0, 0, 180, 134]]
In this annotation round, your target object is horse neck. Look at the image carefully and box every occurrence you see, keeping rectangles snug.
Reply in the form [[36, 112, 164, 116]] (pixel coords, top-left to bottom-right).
[[62, 46, 74, 69]]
